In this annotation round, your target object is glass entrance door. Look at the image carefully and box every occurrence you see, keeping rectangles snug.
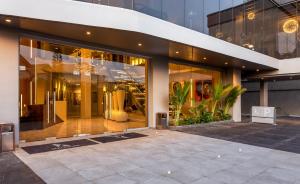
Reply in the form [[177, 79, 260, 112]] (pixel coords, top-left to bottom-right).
[[19, 37, 147, 142]]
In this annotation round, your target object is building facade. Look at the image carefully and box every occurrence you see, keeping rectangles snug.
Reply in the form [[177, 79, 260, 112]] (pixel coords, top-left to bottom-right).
[[0, 0, 299, 144]]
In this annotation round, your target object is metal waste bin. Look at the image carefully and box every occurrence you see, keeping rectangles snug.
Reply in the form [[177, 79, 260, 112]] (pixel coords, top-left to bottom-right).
[[156, 113, 168, 129], [0, 122, 15, 152]]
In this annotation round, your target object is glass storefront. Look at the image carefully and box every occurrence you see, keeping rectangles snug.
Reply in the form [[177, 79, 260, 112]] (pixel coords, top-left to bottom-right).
[[19, 37, 147, 142], [168, 63, 221, 124]]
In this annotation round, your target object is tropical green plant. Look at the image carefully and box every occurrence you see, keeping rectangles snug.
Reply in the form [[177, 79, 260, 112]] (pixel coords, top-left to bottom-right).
[[223, 85, 246, 115], [208, 83, 233, 118], [170, 81, 191, 125]]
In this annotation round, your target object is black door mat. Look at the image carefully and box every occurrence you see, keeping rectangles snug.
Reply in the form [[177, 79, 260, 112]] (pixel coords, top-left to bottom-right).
[[91, 132, 147, 143], [22, 139, 98, 154]]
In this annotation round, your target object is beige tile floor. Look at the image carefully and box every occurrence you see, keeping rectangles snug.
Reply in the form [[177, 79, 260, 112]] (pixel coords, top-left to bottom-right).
[[15, 129, 300, 184], [20, 117, 146, 142]]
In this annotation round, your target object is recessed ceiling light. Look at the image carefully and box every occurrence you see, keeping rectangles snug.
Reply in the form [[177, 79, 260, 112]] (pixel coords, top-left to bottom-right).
[[242, 66, 246, 69], [86, 31, 91, 35], [175, 51, 179, 54], [138, 43, 142, 47], [256, 69, 260, 72], [5, 19, 11, 23], [203, 57, 207, 60], [225, 62, 228, 65], [261, 77, 264, 80]]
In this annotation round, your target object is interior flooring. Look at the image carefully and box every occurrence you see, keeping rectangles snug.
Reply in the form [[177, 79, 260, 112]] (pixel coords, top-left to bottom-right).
[[20, 116, 146, 142]]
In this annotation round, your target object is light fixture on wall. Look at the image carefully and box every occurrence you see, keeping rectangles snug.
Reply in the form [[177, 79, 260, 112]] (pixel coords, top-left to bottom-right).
[[247, 12, 255, 20], [283, 19, 299, 34]]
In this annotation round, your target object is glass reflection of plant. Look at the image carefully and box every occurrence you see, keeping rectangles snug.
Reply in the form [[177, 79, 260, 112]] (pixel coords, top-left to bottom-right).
[[170, 81, 191, 126]]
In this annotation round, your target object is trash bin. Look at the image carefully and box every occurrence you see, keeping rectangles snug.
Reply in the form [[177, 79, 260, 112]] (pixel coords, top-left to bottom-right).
[[0, 122, 15, 152], [156, 113, 168, 129]]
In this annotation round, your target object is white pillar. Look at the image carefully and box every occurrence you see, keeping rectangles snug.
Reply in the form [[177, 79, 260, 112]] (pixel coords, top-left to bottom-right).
[[0, 29, 19, 145], [148, 57, 169, 128], [260, 80, 268, 106], [223, 68, 242, 122]]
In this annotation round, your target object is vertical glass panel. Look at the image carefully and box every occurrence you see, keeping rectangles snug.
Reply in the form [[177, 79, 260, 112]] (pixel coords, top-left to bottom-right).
[[19, 38, 147, 142], [109, 0, 133, 9], [162, 0, 185, 26], [168, 63, 221, 125], [134, 0, 162, 18], [185, 0, 204, 32], [204, 0, 220, 35]]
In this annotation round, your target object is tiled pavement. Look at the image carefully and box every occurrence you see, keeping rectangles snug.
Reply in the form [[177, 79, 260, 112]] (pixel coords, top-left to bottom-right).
[[175, 119, 300, 154], [0, 152, 45, 184], [13, 128, 300, 184]]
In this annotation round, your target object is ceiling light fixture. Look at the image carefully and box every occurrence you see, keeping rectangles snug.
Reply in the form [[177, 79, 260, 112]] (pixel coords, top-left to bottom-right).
[[175, 51, 179, 54], [138, 43, 142, 47], [247, 12, 255, 20], [5, 19, 11, 23], [225, 62, 228, 65], [283, 19, 298, 34], [86, 31, 91, 35], [242, 66, 246, 69], [203, 57, 207, 60], [256, 69, 260, 72]]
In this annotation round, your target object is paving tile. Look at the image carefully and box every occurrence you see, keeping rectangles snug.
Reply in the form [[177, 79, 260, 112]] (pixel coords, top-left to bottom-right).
[[93, 174, 137, 184]]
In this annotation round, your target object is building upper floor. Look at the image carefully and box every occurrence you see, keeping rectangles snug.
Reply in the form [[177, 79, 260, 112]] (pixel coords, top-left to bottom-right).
[[77, 0, 300, 60]]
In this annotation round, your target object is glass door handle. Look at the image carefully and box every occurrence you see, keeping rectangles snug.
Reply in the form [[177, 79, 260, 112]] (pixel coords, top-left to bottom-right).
[[53, 92, 56, 123], [47, 91, 50, 124]]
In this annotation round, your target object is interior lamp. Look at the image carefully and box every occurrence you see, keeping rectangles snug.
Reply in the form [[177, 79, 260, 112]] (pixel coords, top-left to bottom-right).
[[283, 19, 299, 34]]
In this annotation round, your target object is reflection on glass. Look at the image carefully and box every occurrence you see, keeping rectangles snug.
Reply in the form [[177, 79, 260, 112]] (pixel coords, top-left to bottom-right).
[[168, 63, 221, 125], [19, 38, 147, 142]]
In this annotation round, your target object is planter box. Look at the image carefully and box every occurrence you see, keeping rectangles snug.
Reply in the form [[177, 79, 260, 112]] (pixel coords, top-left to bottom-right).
[[169, 120, 234, 130]]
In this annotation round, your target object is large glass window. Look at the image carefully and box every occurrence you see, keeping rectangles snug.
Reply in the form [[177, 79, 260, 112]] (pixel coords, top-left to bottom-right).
[[185, 0, 204, 32], [19, 38, 147, 142], [162, 0, 185, 26], [134, 0, 162, 18], [109, 0, 133, 9], [169, 63, 221, 125]]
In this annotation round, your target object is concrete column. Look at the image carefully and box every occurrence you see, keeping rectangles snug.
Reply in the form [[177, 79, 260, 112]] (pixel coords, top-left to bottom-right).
[[260, 80, 268, 106], [148, 57, 169, 128], [223, 68, 242, 122], [80, 49, 92, 118], [0, 29, 19, 145]]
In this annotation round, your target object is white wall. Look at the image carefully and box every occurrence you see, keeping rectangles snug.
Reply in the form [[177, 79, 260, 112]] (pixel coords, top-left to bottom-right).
[[223, 69, 242, 122], [148, 57, 169, 128], [0, 29, 19, 145]]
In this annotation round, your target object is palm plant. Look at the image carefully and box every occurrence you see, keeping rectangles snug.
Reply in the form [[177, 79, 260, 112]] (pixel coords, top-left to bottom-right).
[[223, 85, 246, 115], [170, 81, 191, 125], [208, 83, 233, 118]]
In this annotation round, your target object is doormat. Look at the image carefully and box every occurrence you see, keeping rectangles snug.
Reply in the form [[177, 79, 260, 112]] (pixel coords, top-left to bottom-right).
[[91, 132, 147, 143], [22, 139, 98, 154]]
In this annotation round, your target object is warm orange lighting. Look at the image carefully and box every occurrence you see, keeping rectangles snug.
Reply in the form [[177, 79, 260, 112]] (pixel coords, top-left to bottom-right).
[[138, 43, 142, 47], [256, 69, 260, 72], [247, 12, 255, 20], [242, 66, 246, 69], [283, 19, 299, 34], [5, 19, 11, 23], [175, 51, 179, 54], [225, 62, 228, 65], [86, 31, 91, 35]]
